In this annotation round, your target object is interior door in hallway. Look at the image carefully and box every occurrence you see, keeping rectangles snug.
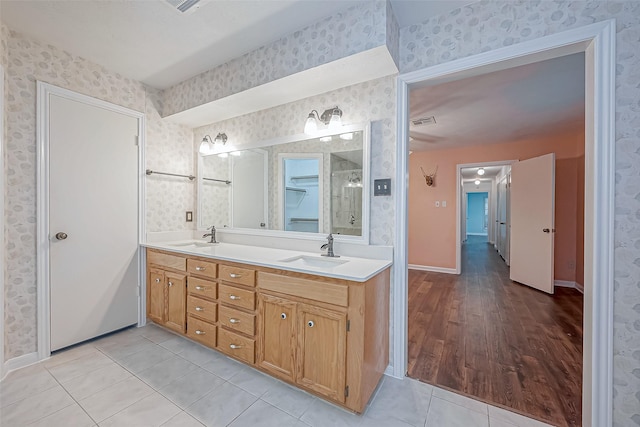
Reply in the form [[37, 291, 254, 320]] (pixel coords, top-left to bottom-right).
[[49, 93, 140, 351], [497, 174, 510, 264], [509, 153, 555, 294]]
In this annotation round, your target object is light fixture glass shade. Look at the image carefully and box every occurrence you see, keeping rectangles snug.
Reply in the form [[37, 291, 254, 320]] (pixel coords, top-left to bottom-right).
[[474, 179, 481, 185], [199, 137, 214, 155], [304, 113, 318, 135], [214, 132, 228, 145], [477, 168, 485, 176], [328, 109, 342, 131]]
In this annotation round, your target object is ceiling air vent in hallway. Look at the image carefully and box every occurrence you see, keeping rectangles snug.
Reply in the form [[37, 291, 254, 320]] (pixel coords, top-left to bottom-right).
[[411, 116, 437, 126], [165, 0, 202, 14]]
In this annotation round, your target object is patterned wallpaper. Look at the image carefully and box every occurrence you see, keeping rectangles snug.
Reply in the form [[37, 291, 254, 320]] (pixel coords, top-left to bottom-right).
[[161, 0, 391, 117], [399, 2, 640, 425], [3, 29, 194, 359], [193, 75, 397, 248]]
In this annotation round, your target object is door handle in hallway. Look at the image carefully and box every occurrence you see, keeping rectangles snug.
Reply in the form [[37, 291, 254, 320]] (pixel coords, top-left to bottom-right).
[[55, 232, 68, 240]]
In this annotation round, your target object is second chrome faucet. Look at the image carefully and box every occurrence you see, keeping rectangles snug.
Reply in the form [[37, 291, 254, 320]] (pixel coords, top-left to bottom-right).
[[321, 233, 339, 258], [203, 225, 218, 244]]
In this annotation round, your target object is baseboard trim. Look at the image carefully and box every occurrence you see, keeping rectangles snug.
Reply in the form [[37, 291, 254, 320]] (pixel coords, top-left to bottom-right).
[[408, 264, 457, 274], [1, 352, 40, 381], [554, 280, 584, 294]]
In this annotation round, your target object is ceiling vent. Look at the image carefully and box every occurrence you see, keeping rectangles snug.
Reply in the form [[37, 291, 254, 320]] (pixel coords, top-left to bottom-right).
[[165, 0, 202, 14], [411, 116, 436, 126]]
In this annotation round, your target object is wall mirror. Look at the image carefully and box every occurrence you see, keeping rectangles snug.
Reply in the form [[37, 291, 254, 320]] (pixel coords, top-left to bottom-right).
[[198, 123, 370, 242]]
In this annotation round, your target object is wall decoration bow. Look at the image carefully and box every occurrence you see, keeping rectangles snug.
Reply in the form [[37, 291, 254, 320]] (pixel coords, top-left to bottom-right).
[[420, 166, 438, 187]]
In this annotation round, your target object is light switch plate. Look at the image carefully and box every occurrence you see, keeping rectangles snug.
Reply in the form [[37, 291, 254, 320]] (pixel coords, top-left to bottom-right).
[[186, 211, 193, 222], [374, 179, 392, 196]]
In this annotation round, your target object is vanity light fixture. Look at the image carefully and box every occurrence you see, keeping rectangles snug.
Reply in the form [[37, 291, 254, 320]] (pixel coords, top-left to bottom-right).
[[304, 106, 343, 135], [199, 133, 228, 155], [477, 168, 485, 176]]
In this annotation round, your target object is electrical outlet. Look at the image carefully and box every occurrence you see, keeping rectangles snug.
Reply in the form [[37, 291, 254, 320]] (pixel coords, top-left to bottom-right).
[[374, 179, 391, 196]]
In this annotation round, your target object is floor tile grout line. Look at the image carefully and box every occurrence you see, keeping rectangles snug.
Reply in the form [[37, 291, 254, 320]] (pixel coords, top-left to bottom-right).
[[40, 362, 99, 426]]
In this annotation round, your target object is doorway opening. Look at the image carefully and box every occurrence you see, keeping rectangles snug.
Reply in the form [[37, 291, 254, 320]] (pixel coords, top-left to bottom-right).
[[395, 20, 615, 427]]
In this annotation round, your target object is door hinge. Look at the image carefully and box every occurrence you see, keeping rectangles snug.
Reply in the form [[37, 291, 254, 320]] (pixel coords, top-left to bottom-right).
[[345, 385, 349, 397], [134, 135, 139, 146], [346, 320, 350, 332]]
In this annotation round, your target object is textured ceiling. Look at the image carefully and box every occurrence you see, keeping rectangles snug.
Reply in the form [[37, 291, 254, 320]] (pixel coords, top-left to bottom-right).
[[1, 0, 472, 89], [409, 52, 585, 152]]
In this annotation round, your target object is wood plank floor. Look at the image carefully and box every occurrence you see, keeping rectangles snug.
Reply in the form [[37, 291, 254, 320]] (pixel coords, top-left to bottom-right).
[[407, 236, 583, 427]]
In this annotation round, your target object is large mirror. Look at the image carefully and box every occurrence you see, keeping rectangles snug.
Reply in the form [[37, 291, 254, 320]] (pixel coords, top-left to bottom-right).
[[198, 123, 370, 241]]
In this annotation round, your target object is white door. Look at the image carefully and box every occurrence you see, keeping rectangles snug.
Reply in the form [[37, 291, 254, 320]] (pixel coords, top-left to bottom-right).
[[49, 94, 140, 351], [497, 175, 509, 262], [232, 149, 268, 229], [509, 153, 555, 294]]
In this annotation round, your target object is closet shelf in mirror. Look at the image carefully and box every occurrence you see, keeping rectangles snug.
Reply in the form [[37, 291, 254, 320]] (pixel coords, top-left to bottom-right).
[[289, 218, 319, 222], [286, 187, 307, 193]]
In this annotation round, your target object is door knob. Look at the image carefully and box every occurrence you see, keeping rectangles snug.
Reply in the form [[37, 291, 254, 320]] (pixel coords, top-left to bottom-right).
[[55, 232, 68, 240], [543, 228, 550, 233]]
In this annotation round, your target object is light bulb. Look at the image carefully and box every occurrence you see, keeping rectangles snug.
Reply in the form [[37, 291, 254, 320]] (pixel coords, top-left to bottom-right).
[[328, 109, 342, 131], [304, 113, 318, 135]]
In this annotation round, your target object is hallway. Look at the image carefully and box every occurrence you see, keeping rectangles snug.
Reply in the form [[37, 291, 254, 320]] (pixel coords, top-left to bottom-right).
[[407, 236, 583, 427]]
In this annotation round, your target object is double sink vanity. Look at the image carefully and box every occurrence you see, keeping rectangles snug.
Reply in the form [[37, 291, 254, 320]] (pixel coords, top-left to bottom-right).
[[143, 239, 391, 413]]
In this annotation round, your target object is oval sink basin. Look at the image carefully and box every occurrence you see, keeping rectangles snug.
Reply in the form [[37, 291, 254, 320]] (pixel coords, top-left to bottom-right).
[[278, 255, 348, 268], [167, 241, 216, 249]]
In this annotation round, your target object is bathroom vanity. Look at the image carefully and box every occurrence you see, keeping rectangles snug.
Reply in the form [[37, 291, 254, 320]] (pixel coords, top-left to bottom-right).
[[143, 241, 391, 413]]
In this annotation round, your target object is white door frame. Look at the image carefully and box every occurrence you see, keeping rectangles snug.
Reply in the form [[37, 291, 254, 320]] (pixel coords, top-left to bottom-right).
[[456, 160, 515, 274], [36, 82, 146, 360], [394, 20, 615, 427], [0, 64, 5, 377]]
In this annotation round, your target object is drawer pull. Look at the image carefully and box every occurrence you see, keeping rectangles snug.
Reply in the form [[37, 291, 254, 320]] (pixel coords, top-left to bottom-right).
[[229, 273, 242, 278], [281, 313, 287, 320], [195, 330, 206, 335], [229, 318, 240, 324], [195, 307, 204, 312], [229, 344, 243, 349], [155, 278, 161, 283], [307, 320, 314, 328], [195, 286, 207, 291], [168, 281, 173, 287], [195, 266, 206, 271], [229, 295, 240, 300]]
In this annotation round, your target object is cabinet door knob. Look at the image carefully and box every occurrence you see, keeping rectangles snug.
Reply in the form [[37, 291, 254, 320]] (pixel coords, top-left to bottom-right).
[[195, 266, 206, 271], [229, 344, 243, 349], [195, 307, 204, 311], [168, 281, 173, 287], [155, 278, 161, 283], [307, 320, 314, 328], [195, 286, 206, 291], [195, 330, 205, 335], [281, 313, 287, 320], [229, 295, 240, 300], [229, 273, 242, 278], [229, 318, 240, 324]]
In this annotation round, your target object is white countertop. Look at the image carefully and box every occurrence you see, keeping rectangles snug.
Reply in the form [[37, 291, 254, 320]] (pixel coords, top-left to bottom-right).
[[142, 240, 392, 282]]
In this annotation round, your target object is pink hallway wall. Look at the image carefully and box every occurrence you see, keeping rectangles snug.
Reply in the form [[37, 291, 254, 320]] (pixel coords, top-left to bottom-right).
[[408, 128, 585, 283]]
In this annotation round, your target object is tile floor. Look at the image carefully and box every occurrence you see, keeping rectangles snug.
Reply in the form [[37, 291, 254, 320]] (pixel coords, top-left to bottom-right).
[[0, 324, 553, 427]]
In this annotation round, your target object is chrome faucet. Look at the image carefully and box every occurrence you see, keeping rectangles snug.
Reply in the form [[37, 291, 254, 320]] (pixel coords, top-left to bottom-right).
[[321, 233, 339, 258], [202, 225, 218, 244]]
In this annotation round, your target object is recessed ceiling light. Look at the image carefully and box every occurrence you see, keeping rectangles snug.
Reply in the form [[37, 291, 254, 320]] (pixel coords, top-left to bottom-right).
[[477, 168, 485, 176], [474, 179, 481, 185]]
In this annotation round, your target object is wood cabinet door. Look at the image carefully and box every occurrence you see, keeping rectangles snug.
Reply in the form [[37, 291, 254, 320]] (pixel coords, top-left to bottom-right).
[[296, 304, 347, 403], [148, 270, 165, 324], [165, 272, 186, 333], [257, 294, 297, 381]]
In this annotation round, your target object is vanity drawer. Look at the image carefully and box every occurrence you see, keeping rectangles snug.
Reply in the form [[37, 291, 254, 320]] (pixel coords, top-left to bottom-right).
[[187, 296, 217, 323], [219, 284, 256, 311], [258, 272, 348, 307], [218, 328, 255, 364], [187, 258, 217, 279], [188, 277, 217, 300], [219, 264, 256, 288], [148, 250, 186, 271], [187, 316, 216, 347], [219, 305, 255, 336]]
